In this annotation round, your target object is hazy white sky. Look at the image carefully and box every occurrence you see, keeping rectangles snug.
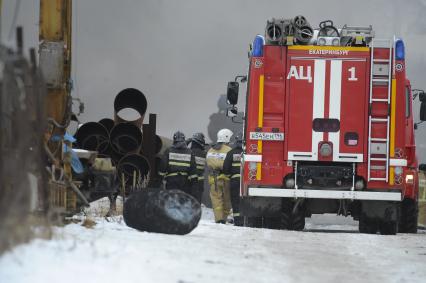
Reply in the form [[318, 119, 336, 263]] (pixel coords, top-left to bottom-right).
[[1, 0, 425, 160]]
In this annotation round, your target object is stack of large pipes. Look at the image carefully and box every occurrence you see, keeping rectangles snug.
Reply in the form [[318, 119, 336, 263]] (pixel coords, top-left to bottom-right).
[[74, 88, 168, 192]]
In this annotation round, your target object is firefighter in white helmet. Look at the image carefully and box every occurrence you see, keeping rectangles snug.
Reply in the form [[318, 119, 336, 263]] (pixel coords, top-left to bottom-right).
[[223, 132, 243, 226], [206, 128, 233, 223]]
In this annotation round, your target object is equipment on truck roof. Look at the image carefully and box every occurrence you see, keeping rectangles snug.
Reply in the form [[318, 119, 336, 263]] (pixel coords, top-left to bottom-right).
[[265, 16, 375, 47], [340, 25, 375, 46], [317, 20, 340, 46], [265, 15, 313, 46]]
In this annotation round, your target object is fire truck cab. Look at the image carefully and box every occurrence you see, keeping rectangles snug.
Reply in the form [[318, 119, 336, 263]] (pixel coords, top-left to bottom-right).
[[226, 17, 426, 235]]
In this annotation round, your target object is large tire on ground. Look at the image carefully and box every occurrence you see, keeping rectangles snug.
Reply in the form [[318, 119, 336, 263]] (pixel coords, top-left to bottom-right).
[[359, 214, 378, 234], [281, 199, 305, 231], [399, 198, 418, 233], [123, 188, 201, 235]]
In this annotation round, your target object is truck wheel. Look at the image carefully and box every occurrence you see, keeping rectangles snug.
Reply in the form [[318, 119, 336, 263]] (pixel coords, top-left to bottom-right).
[[359, 214, 377, 234], [245, 216, 263, 228], [281, 199, 305, 231], [292, 212, 306, 231], [280, 200, 293, 230], [399, 199, 418, 233], [379, 220, 398, 235], [263, 217, 281, 230]]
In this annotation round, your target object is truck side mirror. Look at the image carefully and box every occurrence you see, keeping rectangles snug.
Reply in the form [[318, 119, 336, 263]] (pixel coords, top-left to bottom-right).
[[419, 91, 426, 121], [420, 164, 426, 172], [227, 107, 238, 118], [419, 91, 426, 102], [420, 101, 426, 121], [227, 81, 239, 105]]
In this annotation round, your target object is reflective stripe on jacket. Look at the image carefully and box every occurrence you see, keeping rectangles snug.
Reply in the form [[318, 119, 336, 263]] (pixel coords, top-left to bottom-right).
[[206, 144, 231, 183], [191, 147, 207, 181], [158, 146, 196, 180], [223, 146, 242, 180], [206, 144, 231, 171]]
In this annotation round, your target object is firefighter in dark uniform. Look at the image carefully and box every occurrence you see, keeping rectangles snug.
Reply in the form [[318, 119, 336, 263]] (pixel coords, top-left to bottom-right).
[[223, 132, 243, 226], [190, 132, 207, 203], [159, 131, 197, 194], [206, 128, 233, 223]]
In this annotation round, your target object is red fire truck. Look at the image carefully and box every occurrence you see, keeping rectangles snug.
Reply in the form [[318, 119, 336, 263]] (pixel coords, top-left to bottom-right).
[[226, 18, 426, 235]]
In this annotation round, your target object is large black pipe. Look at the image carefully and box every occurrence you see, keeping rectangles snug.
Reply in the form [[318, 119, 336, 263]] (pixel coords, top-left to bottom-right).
[[97, 118, 115, 158], [114, 88, 147, 128], [110, 122, 143, 155], [98, 118, 115, 133], [75, 122, 110, 154], [117, 153, 150, 185], [123, 188, 201, 235]]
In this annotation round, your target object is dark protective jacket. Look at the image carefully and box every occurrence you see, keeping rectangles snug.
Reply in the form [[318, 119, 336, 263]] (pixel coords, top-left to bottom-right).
[[190, 144, 207, 201], [158, 142, 197, 192], [191, 145, 207, 182], [223, 145, 242, 181], [223, 144, 243, 221]]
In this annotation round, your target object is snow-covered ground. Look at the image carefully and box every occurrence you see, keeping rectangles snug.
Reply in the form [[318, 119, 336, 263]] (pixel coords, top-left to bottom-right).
[[1, 201, 426, 283]]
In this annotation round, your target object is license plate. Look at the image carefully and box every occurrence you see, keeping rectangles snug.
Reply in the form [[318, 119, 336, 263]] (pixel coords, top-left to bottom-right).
[[249, 132, 284, 141]]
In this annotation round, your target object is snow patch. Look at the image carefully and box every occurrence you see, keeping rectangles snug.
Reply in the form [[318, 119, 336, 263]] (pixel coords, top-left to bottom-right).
[[1, 209, 425, 283]]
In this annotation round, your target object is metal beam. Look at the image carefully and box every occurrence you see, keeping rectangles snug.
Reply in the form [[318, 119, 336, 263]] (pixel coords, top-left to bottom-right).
[[248, 187, 402, 201]]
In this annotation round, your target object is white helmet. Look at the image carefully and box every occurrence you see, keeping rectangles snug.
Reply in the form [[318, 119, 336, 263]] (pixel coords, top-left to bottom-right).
[[217, 128, 233, 143]]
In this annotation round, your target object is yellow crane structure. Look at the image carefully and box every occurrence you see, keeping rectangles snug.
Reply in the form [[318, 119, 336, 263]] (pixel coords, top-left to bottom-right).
[[39, 0, 73, 132], [39, 0, 89, 212]]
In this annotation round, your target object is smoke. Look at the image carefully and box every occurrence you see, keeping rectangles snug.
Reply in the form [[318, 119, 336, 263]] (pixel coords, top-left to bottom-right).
[[1, 0, 425, 160]]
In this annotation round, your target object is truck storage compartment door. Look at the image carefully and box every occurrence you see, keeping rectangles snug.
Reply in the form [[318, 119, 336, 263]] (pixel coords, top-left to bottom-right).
[[286, 57, 367, 162]]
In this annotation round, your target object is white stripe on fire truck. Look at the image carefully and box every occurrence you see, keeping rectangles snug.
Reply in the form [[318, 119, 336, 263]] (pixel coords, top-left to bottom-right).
[[328, 60, 342, 161], [312, 59, 326, 160]]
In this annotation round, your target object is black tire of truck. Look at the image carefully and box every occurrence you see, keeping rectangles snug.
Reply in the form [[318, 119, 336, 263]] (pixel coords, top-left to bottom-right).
[[281, 199, 305, 231], [359, 214, 378, 234], [291, 210, 306, 231], [280, 199, 293, 230], [263, 217, 281, 229], [398, 198, 418, 233], [379, 220, 398, 235], [245, 216, 263, 228]]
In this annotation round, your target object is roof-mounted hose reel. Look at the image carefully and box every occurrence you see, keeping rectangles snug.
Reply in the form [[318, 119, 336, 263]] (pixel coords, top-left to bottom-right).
[[265, 18, 285, 44], [265, 17, 375, 47], [293, 15, 313, 45], [317, 20, 340, 46], [265, 15, 313, 46]]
